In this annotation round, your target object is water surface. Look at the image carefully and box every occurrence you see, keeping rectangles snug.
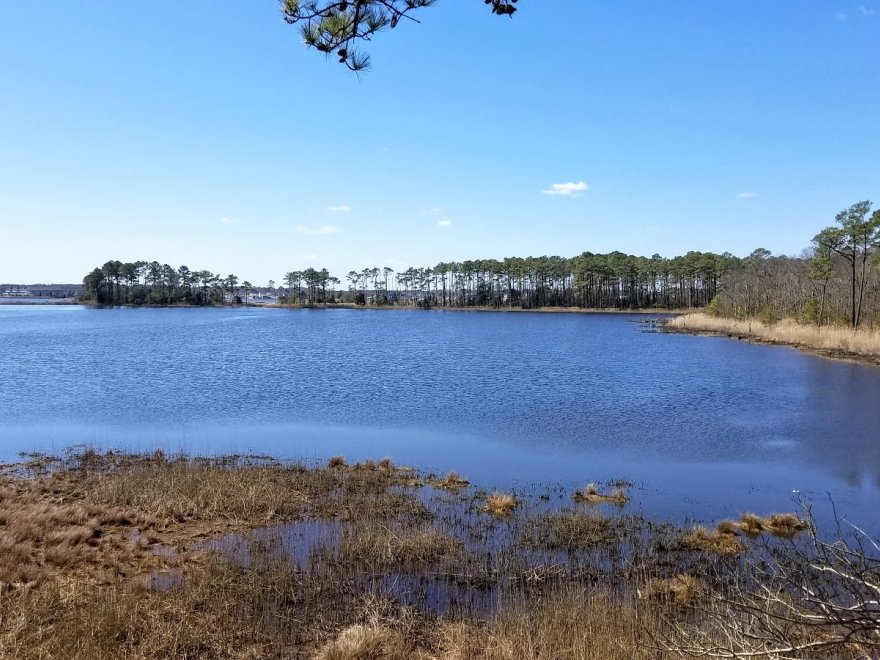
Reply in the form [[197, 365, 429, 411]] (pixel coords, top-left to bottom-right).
[[1, 305, 878, 527]]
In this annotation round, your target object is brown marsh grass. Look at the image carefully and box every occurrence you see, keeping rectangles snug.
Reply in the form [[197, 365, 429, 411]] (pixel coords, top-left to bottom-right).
[[573, 482, 630, 506], [641, 574, 703, 607], [339, 524, 462, 567], [667, 312, 880, 360], [681, 525, 745, 558], [482, 492, 517, 517], [0, 450, 870, 659], [430, 472, 470, 491], [522, 510, 617, 552], [717, 512, 808, 540]]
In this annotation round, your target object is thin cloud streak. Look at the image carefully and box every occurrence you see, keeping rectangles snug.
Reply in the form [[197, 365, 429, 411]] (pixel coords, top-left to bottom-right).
[[296, 225, 339, 236], [542, 181, 589, 196]]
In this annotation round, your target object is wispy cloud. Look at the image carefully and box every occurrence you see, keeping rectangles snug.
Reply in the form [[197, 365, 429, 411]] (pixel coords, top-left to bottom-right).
[[437, 219, 452, 227], [304, 253, 319, 260], [326, 205, 351, 212], [836, 11, 847, 20], [738, 192, 759, 199], [296, 225, 339, 236], [219, 216, 235, 225], [859, 5, 877, 16], [542, 181, 589, 197]]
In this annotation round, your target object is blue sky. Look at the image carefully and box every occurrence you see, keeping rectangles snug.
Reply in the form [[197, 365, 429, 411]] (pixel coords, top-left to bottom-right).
[[1, 1, 878, 285]]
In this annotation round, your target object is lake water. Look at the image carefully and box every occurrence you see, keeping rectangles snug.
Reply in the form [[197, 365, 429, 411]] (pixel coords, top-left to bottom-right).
[[1, 305, 878, 529]]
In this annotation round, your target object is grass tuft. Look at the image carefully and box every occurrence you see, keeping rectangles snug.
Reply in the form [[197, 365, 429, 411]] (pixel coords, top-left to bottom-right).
[[762, 513, 809, 539], [682, 525, 745, 558], [482, 492, 518, 517], [430, 472, 470, 491], [642, 574, 703, 606], [313, 624, 409, 660], [328, 456, 347, 469], [573, 483, 630, 506]]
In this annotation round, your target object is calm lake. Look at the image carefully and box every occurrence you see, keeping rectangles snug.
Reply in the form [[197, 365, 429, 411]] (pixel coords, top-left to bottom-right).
[[1, 305, 878, 528]]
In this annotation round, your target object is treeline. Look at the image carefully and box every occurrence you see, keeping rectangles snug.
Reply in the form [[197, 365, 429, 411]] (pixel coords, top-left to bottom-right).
[[82, 262, 265, 306], [79, 200, 880, 324], [327, 252, 735, 309], [81, 252, 738, 310], [711, 201, 880, 329]]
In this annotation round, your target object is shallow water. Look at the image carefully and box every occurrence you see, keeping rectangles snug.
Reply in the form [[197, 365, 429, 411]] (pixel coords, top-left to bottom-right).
[[1, 305, 878, 527]]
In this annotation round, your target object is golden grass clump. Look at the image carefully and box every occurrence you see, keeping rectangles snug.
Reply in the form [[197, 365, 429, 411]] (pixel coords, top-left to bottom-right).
[[761, 513, 808, 539], [328, 455, 347, 469], [736, 512, 765, 537], [482, 492, 518, 517], [641, 574, 703, 606], [573, 482, 630, 506], [667, 312, 880, 359], [682, 525, 745, 558], [431, 472, 470, 491], [718, 513, 808, 540], [313, 624, 412, 660]]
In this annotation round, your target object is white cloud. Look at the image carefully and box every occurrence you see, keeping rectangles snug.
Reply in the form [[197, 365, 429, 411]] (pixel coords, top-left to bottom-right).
[[219, 216, 235, 225], [542, 181, 589, 197], [304, 254, 319, 260], [737, 192, 759, 199], [326, 205, 351, 212], [645, 225, 660, 233], [296, 225, 339, 236], [437, 219, 452, 227], [859, 5, 877, 16], [836, 11, 847, 20]]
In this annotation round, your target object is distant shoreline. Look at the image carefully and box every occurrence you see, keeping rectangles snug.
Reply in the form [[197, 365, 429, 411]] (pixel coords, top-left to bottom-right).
[[0, 298, 80, 306], [0, 299, 686, 315]]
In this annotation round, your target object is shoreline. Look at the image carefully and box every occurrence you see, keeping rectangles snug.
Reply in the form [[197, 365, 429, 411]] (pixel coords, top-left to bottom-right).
[[665, 313, 880, 368], [5, 299, 686, 315]]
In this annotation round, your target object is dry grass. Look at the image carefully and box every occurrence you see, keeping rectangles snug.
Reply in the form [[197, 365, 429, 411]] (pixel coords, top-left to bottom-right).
[[0, 450, 859, 659], [313, 624, 415, 660], [735, 512, 765, 537], [482, 492, 517, 517], [522, 511, 615, 552], [0, 451, 423, 589], [668, 313, 880, 359], [681, 525, 745, 558], [573, 483, 630, 506], [328, 456, 347, 469], [436, 589, 661, 660], [641, 574, 703, 606], [340, 525, 462, 567], [430, 472, 470, 491], [716, 513, 808, 541]]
